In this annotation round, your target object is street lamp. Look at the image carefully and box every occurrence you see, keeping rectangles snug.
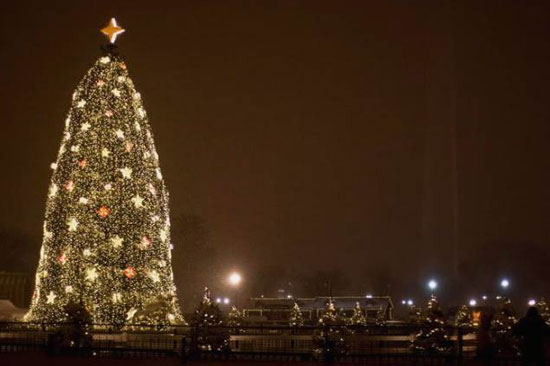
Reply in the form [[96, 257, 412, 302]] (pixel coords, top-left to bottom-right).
[[528, 299, 536, 306], [469, 299, 477, 307], [227, 271, 242, 308], [428, 279, 438, 292], [228, 272, 242, 287], [500, 278, 510, 289]]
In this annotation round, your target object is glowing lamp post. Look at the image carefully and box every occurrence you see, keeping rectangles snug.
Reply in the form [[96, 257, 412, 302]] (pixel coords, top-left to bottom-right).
[[428, 279, 438, 296], [500, 279, 509, 289], [228, 272, 242, 287]]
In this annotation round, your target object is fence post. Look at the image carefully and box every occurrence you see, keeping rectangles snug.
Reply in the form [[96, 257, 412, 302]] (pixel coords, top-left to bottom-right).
[[457, 327, 464, 364], [180, 336, 187, 364]]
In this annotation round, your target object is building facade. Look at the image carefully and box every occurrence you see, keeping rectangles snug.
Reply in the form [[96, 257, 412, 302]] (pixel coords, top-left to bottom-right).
[[0, 272, 31, 308], [243, 296, 393, 325]]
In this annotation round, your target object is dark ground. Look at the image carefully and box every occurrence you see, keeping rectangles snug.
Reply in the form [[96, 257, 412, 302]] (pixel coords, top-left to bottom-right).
[[0, 353, 530, 366]]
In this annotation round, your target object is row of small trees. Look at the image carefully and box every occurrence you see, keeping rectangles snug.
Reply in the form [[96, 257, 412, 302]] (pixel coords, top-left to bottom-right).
[[187, 287, 550, 355], [192, 287, 386, 329], [49, 287, 550, 357], [290, 299, 386, 328], [410, 296, 550, 354], [189, 288, 387, 354]]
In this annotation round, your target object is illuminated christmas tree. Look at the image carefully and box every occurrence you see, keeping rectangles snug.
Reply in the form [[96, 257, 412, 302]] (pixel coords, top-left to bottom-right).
[[192, 287, 224, 327], [454, 304, 474, 329], [347, 302, 366, 327], [408, 304, 423, 325], [289, 302, 304, 327], [535, 298, 550, 325], [318, 298, 340, 326], [25, 19, 182, 326], [314, 299, 348, 359], [491, 297, 517, 352], [375, 306, 387, 326], [191, 287, 226, 352], [227, 306, 242, 328], [412, 296, 450, 353]]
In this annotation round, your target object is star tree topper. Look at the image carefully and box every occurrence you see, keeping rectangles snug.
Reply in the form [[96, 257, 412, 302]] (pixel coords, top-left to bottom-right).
[[101, 18, 125, 44]]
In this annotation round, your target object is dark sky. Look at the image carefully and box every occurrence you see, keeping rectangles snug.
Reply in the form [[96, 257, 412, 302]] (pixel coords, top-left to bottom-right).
[[1, 0, 550, 306]]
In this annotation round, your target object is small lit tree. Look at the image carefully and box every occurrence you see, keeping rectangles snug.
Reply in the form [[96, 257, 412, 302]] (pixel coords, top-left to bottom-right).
[[455, 305, 474, 330], [409, 305, 423, 325], [535, 298, 550, 325], [319, 299, 340, 326], [412, 296, 451, 353], [191, 287, 226, 352], [192, 287, 223, 327], [289, 302, 304, 327], [58, 300, 93, 349], [491, 297, 517, 353], [314, 299, 348, 361], [227, 305, 243, 330], [376, 306, 387, 326], [347, 302, 366, 327]]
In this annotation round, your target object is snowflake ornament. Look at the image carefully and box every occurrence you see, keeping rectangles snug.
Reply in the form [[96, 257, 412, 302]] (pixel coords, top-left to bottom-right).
[[139, 235, 152, 250], [119, 167, 133, 179], [67, 217, 78, 232], [148, 270, 160, 283], [86, 267, 99, 282], [132, 194, 144, 208], [111, 235, 124, 248], [46, 291, 57, 304], [49, 184, 58, 198]]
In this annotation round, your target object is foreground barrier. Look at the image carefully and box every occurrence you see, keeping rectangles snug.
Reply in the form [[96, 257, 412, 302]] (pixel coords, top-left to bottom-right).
[[0, 322, 524, 364]]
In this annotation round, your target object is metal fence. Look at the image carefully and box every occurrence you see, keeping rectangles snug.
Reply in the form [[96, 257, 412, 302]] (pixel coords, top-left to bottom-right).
[[0, 322, 531, 364]]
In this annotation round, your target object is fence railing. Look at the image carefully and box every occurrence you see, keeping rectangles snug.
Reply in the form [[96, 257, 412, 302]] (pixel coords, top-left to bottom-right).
[[0, 322, 526, 364]]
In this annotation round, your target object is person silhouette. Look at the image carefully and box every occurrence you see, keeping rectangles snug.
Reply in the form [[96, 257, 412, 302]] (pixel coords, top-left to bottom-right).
[[513, 307, 550, 366]]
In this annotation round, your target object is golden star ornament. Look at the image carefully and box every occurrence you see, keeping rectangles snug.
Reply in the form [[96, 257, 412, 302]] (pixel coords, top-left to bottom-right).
[[101, 18, 125, 44]]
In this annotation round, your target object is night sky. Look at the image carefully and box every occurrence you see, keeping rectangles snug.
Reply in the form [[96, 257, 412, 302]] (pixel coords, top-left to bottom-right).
[[1, 0, 550, 308]]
